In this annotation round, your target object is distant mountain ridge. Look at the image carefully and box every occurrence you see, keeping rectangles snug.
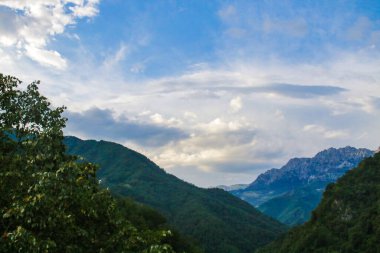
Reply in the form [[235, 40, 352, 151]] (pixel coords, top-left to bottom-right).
[[64, 136, 287, 253], [231, 146, 373, 225], [257, 152, 380, 253], [248, 147, 373, 192]]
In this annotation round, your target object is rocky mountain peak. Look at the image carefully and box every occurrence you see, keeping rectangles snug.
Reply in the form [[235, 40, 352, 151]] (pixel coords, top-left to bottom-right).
[[244, 146, 373, 192], [314, 146, 372, 161]]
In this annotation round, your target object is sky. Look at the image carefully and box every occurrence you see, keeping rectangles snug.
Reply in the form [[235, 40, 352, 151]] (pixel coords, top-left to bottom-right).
[[1, 0, 380, 187]]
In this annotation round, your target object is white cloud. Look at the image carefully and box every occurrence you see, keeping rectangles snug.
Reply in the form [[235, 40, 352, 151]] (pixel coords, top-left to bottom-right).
[[303, 124, 348, 139], [149, 113, 183, 127], [1, 1, 380, 187], [28, 47, 376, 187], [125, 50, 379, 185], [69, 0, 99, 17], [152, 130, 256, 172], [150, 113, 165, 124], [4, 44, 378, 187], [102, 43, 129, 69], [230, 96, 242, 112], [206, 118, 227, 133], [184, 111, 197, 121], [0, 0, 100, 69], [25, 44, 67, 70]]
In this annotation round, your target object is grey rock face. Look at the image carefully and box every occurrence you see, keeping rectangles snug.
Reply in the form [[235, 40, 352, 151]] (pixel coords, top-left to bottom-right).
[[230, 146, 373, 225]]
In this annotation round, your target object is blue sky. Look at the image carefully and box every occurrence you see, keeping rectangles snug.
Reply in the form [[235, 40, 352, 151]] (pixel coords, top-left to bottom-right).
[[1, 0, 380, 187]]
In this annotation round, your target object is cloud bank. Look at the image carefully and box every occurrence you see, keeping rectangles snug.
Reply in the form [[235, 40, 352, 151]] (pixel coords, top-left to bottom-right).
[[65, 107, 188, 147], [1, 0, 380, 187], [0, 0, 100, 69]]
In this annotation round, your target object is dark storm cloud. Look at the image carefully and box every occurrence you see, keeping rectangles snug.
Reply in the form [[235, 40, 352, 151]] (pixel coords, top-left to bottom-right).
[[64, 107, 188, 147]]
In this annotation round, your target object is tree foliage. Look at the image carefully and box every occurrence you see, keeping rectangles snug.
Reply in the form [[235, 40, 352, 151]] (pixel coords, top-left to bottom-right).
[[0, 74, 175, 252], [64, 136, 287, 253], [257, 152, 380, 253]]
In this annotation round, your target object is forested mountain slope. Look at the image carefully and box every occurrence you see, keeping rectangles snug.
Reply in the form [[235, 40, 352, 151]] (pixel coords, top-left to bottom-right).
[[231, 147, 373, 225], [0, 74, 185, 252], [64, 136, 287, 253], [257, 152, 380, 253]]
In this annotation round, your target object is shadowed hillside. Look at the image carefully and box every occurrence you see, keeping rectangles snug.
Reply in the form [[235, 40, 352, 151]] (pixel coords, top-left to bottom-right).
[[257, 152, 380, 253], [64, 136, 287, 253], [231, 147, 373, 225]]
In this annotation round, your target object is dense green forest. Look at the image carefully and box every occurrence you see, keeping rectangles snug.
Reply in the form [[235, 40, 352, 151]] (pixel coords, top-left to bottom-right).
[[0, 74, 196, 252], [0, 74, 286, 252], [64, 136, 287, 253], [257, 152, 380, 253], [2, 72, 378, 253], [258, 184, 323, 225]]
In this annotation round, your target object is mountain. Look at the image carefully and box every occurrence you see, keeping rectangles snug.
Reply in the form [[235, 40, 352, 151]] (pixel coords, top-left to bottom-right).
[[231, 147, 373, 225], [258, 184, 323, 226], [257, 152, 380, 253], [64, 136, 287, 253], [114, 197, 201, 252]]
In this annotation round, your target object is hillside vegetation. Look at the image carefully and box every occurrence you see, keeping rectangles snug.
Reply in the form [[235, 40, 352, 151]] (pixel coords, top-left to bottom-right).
[[257, 152, 380, 253], [232, 147, 373, 226], [0, 74, 194, 252], [258, 184, 323, 225], [65, 136, 287, 253]]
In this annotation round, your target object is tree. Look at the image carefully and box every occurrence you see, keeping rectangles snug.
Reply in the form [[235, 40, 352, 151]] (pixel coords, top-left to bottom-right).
[[0, 74, 174, 253]]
